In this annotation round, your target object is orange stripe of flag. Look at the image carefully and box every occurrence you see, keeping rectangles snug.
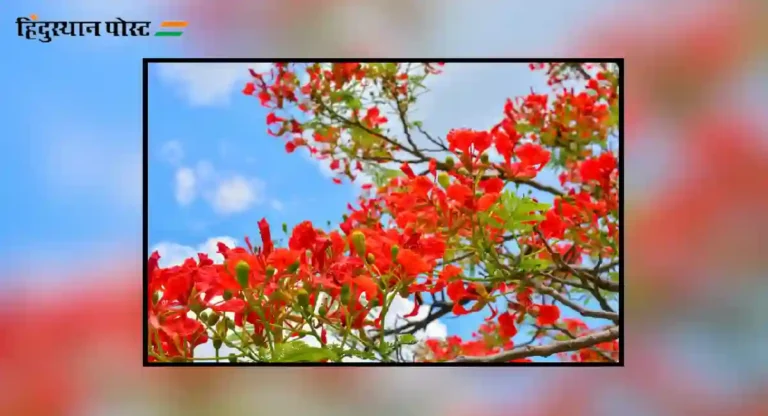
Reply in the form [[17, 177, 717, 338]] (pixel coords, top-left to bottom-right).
[[160, 21, 188, 28]]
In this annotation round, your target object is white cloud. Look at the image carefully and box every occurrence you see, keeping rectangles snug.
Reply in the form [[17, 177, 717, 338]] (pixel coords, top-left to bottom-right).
[[169, 159, 266, 215], [151, 236, 239, 268], [174, 167, 197, 205], [210, 175, 264, 215], [269, 199, 284, 211], [381, 295, 448, 340], [373, 295, 448, 362], [155, 63, 272, 107], [159, 140, 184, 165]]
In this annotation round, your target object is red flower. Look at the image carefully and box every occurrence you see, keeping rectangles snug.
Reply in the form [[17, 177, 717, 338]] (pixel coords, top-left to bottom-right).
[[580, 152, 617, 190], [258, 218, 274, 256], [400, 163, 416, 178], [289, 221, 317, 251], [258, 90, 270, 106], [439, 265, 462, 282], [479, 177, 504, 193], [446, 129, 492, 155], [266, 112, 284, 125], [536, 304, 561, 326], [396, 249, 431, 277], [363, 107, 388, 126], [476, 193, 500, 211], [539, 209, 567, 239], [515, 143, 550, 169], [446, 183, 473, 204], [498, 312, 518, 339], [446, 280, 478, 310]]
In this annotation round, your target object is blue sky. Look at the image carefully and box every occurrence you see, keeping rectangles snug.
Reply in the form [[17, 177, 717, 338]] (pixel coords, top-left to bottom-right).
[[148, 64, 352, 246], [0, 8, 154, 260]]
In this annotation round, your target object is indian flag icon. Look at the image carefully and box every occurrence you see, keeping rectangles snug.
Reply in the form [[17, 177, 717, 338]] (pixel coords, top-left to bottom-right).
[[154, 21, 187, 37]]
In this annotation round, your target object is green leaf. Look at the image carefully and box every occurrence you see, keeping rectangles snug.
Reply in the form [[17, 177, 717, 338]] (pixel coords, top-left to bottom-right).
[[398, 334, 418, 345], [515, 123, 535, 134], [519, 257, 549, 271], [383, 63, 398, 75], [350, 126, 378, 149], [485, 261, 497, 276], [378, 341, 397, 358], [271, 340, 339, 363], [608, 101, 619, 128], [372, 167, 404, 187], [338, 347, 377, 361], [346, 96, 362, 111]]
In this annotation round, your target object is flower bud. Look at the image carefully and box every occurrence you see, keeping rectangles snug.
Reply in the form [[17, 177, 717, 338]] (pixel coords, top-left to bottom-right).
[[207, 312, 220, 327], [286, 261, 300, 274], [390, 245, 400, 261], [216, 320, 228, 337], [445, 156, 455, 169], [350, 230, 366, 257], [398, 286, 410, 298], [296, 289, 310, 309], [340, 284, 351, 305], [270, 290, 288, 302], [480, 153, 490, 164], [437, 172, 451, 189], [251, 332, 266, 346], [366, 253, 376, 264], [152, 291, 161, 306], [213, 339, 223, 350], [189, 300, 204, 315], [457, 167, 469, 176], [222, 289, 233, 301], [474, 283, 488, 297], [235, 261, 250, 289], [318, 305, 328, 317], [228, 353, 238, 363], [266, 265, 277, 278]]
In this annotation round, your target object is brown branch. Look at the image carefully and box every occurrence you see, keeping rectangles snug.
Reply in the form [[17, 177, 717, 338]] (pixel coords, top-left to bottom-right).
[[534, 281, 619, 323], [534, 227, 619, 316], [545, 324, 616, 363], [451, 325, 619, 363]]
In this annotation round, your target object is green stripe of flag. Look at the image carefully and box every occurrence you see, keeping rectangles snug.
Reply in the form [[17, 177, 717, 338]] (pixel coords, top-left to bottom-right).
[[154, 31, 183, 37]]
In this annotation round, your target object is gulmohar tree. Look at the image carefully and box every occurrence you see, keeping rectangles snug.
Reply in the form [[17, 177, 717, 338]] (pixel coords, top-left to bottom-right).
[[148, 62, 620, 363]]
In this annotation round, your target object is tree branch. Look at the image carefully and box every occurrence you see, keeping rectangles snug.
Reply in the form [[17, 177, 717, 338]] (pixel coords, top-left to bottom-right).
[[534, 281, 619, 323], [451, 325, 619, 363]]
